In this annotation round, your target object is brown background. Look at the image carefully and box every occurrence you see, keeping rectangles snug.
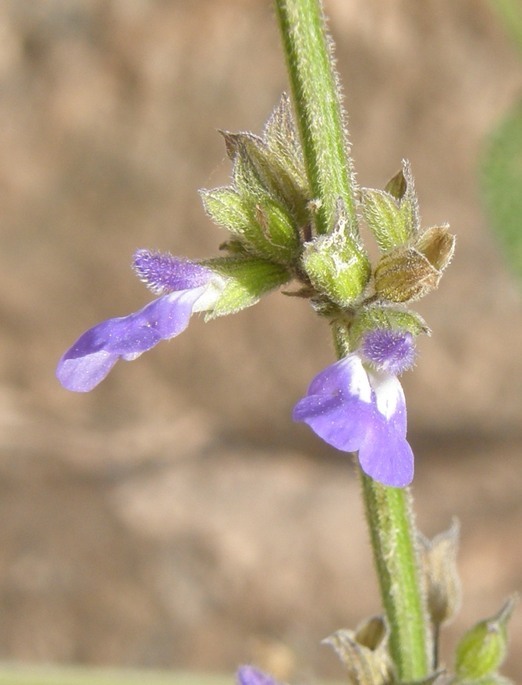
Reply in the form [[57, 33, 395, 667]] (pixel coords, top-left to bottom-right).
[[0, 0, 521, 681]]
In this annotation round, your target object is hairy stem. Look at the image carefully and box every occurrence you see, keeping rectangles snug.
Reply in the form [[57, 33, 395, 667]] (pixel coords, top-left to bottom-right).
[[361, 475, 431, 680], [274, 0, 358, 235], [275, 0, 432, 678]]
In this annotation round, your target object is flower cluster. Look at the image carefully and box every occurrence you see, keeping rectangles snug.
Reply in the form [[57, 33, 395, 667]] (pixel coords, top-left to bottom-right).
[[57, 95, 454, 488]]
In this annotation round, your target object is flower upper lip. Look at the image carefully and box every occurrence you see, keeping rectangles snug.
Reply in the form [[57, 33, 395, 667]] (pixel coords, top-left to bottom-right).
[[56, 255, 222, 393]]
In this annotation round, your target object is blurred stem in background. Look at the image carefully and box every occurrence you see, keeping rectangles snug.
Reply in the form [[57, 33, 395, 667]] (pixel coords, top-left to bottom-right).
[[274, 0, 431, 680], [490, 0, 522, 52], [482, 0, 522, 280]]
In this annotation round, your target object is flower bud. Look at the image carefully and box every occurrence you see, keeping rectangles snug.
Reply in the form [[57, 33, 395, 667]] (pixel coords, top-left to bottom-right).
[[302, 205, 371, 306], [454, 596, 518, 682], [200, 186, 299, 264], [323, 616, 394, 685], [252, 196, 300, 261], [221, 96, 310, 226], [418, 519, 461, 628]]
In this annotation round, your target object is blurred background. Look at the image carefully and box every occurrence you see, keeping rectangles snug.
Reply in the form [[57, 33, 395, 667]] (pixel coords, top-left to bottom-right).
[[0, 0, 521, 681]]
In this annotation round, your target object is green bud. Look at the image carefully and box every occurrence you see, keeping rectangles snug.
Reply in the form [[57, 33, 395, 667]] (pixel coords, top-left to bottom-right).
[[349, 304, 429, 350], [203, 257, 290, 318], [249, 196, 300, 261], [200, 186, 299, 263], [262, 93, 309, 198], [362, 160, 419, 251], [323, 616, 394, 685], [221, 97, 310, 225], [418, 519, 461, 628], [454, 596, 518, 681], [302, 203, 371, 306]]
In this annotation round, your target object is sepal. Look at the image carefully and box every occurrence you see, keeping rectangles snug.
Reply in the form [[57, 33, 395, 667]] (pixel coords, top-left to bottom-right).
[[454, 596, 518, 682], [200, 187, 250, 235], [418, 519, 461, 628], [362, 160, 419, 251], [302, 203, 371, 307], [349, 304, 429, 350], [374, 245, 442, 303], [416, 225, 455, 272], [200, 186, 299, 262], [249, 195, 300, 261], [221, 95, 310, 224], [323, 616, 395, 685], [203, 257, 290, 318]]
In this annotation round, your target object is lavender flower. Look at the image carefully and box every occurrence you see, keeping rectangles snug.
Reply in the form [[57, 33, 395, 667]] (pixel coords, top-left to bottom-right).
[[293, 329, 416, 487], [236, 666, 282, 685], [56, 250, 225, 392]]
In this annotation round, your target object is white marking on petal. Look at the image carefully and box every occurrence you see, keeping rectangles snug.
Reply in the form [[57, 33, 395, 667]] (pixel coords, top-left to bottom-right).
[[340, 354, 373, 403], [191, 276, 227, 313], [368, 370, 405, 421]]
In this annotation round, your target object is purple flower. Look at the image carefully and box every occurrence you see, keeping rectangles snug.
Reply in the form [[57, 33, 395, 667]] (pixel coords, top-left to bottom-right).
[[293, 329, 416, 487], [56, 250, 225, 392], [236, 666, 282, 685]]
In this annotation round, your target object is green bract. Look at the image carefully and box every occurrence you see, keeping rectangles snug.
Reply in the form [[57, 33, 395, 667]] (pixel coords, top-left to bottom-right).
[[362, 161, 419, 252], [203, 257, 290, 318]]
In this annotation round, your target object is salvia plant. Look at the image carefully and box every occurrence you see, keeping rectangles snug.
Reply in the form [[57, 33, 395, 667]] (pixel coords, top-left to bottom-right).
[[56, 0, 517, 683]]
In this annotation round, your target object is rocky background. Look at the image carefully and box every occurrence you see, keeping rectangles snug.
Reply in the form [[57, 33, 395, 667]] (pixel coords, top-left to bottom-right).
[[0, 0, 521, 681]]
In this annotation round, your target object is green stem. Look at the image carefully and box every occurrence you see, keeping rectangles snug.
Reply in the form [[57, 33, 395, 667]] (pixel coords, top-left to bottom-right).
[[361, 476, 431, 680], [274, 0, 358, 235], [274, 0, 432, 677]]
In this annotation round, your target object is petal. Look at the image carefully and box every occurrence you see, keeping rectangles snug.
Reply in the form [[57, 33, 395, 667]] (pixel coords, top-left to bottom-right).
[[293, 355, 373, 452], [369, 371, 407, 436], [358, 410, 414, 487], [307, 354, 372, 400], [56, 288, 205, 392], [358, 374, 413, 487], [237, 666, 281, 685], [133, 249, 213, 294]]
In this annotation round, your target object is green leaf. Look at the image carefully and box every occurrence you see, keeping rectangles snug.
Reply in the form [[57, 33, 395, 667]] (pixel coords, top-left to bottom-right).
[[482, 98, 522, 281]]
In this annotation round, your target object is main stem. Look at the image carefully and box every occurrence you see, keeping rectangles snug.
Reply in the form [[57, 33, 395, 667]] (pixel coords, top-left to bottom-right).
[[275, 0, 357, 235], [275, 0, 431, 679], [361, 476, 431, 680]]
